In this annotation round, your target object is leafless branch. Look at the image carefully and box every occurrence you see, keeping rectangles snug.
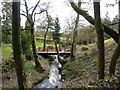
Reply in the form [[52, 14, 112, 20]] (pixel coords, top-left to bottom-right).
[[21, 9, 26, 14], [35, 19, 41, 23], [109, 22, 119, 26], [24, 0, 29, 17], [31, 0, 40, 17], [21, 13, 32, 25], [20, 13, 27, 17], [28, 6, 34, 11], [33, 10, 46, 22]]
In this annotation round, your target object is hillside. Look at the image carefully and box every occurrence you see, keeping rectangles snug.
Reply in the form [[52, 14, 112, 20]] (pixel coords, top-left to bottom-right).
[[61, 38, 120, 88]]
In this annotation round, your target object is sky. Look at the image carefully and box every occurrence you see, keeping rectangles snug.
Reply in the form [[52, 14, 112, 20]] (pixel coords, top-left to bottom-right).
[[20, 0, 119, 31], [0, 0, 119, 31]]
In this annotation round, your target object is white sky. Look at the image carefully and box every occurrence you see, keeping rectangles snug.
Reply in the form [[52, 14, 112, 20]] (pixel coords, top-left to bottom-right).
[[0, 0, 119, 31], [20, 0, 119, 31]]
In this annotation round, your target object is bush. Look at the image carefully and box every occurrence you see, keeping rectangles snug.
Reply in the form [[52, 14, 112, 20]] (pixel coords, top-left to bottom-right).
[[81, 46, 89, 51], [21, 30, 33, 60], [1, 59, 15, 72]]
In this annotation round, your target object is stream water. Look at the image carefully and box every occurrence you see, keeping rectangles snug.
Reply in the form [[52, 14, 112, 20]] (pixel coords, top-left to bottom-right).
[[34, 55, 62, 88]]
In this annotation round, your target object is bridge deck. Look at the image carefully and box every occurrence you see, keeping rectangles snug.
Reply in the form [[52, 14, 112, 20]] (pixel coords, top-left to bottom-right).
[[37, 51, 71, 55]]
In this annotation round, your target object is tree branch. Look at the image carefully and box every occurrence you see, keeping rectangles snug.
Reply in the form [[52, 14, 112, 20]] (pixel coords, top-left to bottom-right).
[[33, 10, 46, 22], [20, 13, 32, 25], [24, 0, 29, 17], [70, 2, 119, 43], [108, 22, 119, 26], [31, 0, 40, 17], [28, 6, 34, 11]]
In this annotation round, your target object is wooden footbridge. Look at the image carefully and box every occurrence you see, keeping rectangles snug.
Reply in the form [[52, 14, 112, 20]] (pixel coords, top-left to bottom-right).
[[37, 51, 70, 55], [37, 46, 71, 56]]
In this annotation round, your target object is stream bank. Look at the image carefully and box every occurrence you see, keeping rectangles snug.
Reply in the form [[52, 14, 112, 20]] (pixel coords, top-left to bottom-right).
[[33, 55, 63, 88]]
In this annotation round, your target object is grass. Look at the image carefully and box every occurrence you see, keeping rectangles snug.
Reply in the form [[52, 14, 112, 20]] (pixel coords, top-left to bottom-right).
[[24, 56, 50, 88], [2, 41, 55, 58], [25, 61, 41, 76], [24, 57, 50, 77], [35, 42, 55, 48], [82, 38, 115, 49], [1, 42, 51, 88], [35, 42, 43, 47], [2, 56, 50, 88], [62, 38, 119, 88], [1, 38, 115, 59], [2, 44, 13, 58]]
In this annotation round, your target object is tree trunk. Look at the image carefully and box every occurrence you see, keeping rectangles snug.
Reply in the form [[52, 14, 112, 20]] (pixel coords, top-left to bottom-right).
[[59, 41, 61, 51], [70, 12, 79, 61], [94, 2, 105, 79], [109, 1, 120, 75], [30, 25, 44, 72], [43, 11, 50, 51], [109, 38, 120, 75], [12, 1, 27, 89], [70, 15, 79, 61], [70, 2, 81, 61], [43, 28, 48, 51], [55, 41, 60, 60], [118, 1, 120, 86], [70, 2, 119, 43]]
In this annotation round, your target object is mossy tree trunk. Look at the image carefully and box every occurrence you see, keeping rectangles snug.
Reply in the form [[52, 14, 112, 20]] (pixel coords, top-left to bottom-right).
[[30, 25, 44, 72], [109, 1, 120, 75], [22, 0, 45, 72], [94, 2, 105, 79], [109, 38, 120, 75], [12, 1, 27, 89], [70, 2, 119, 43], [70, 2, 81, 61]]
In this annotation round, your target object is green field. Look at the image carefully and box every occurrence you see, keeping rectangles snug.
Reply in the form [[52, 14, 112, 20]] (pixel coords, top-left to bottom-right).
[[2, 42, 55, 58], [2, 44, 13, 58], [35, 42, 55, 48]]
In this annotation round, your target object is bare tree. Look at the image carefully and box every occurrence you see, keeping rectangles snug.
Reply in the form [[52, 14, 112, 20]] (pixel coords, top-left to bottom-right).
[[94, 1, 105, 79], [12, 1, 27, 88], [43, 11, 53, 51], [21, 0, 45, 72]]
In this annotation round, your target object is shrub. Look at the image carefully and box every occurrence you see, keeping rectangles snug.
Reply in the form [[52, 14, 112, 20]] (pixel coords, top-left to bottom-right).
[[81, 46, 89, 51], [21, 30, 33, 60], [1, 59, 15, 72]]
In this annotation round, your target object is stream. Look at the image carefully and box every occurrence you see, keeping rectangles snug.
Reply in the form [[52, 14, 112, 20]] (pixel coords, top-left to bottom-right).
[[34, 55, 63, 88]]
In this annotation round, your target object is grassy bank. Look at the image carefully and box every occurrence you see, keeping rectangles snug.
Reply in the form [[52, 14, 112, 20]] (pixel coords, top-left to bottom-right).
[[2, 56, 50, 88], [61, 38, 120, 88]]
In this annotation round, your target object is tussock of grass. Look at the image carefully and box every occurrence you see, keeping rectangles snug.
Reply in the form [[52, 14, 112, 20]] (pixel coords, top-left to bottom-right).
[[24, 57, 50, 88], [25, 61, 40, 76], [2, 44, 13, 58], [2, 57, 50, 88]]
